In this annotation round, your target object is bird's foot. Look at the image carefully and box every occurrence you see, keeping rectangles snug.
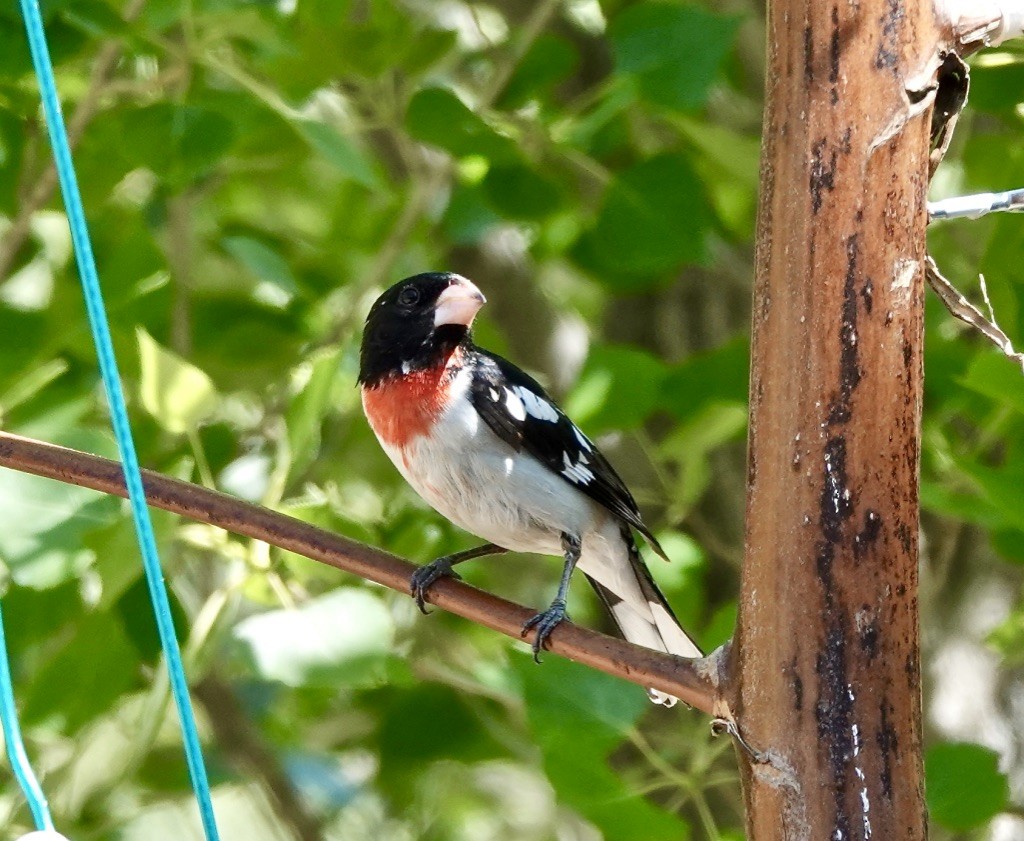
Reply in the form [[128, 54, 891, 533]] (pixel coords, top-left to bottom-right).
[[410, 557, 462, 614], [521, 599, 568, 662]]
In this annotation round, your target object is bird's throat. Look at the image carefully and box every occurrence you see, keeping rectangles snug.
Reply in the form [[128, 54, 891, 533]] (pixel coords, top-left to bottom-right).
[[361, 354, 461, 448]]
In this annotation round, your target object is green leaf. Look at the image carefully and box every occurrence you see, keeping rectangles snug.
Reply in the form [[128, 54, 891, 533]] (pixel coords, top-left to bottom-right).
[[232, 588, 395, 688], [118, 103, 236, 186], [286, 345, 343, 480], [674, 116, 760, 237], [497, 33, 579, 109], [443, 181, 502, 244], [296, 120, 380, 188], [482, 163, 563, 220], [610, 3, 740, 111], [926, 742, 1008, 830], [376, 681, 506, 803], [959, 461, 1024, 532], [406, 87, 518, 163], [702, 600, 738, 650], [662, 335, 750, 420], [22, 610, 138, 733], [115, 576, 189, 665], [991, 528, 1024, 564], [660, 402, 748, 511], [920, 480, 1003, 529], [222, 235, 299, 305], [587, 153, 712, 277], [137, 328, 218, 435], [641, 531, 707, 630], [959, 351, 1024, 415], [989, 607, 1024, 663], [564, 345, 669, 433], [517, 655, 691, 840], [966, 59, 1024, 115], [0, 358, 68, 416]]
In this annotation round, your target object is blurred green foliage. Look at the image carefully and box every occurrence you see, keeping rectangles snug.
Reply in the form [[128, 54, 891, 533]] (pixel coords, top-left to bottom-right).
[[0, 0, 1021, 838]]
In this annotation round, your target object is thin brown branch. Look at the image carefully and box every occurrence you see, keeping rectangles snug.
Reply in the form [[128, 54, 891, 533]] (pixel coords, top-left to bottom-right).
[[925, 255, 1024, 372], [0, 0, 146, 281], [0, 430, 724, 715]]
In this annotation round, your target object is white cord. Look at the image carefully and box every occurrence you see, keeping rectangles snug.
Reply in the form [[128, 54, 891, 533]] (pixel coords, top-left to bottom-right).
[[929, 188, 1024, 221]]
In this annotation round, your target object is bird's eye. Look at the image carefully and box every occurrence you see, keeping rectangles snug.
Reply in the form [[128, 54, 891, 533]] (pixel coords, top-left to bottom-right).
[[398, 286, 420, 307]]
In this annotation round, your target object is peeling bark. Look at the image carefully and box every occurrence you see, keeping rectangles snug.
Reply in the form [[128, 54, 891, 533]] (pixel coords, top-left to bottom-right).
[[731, 1, 939, 837]]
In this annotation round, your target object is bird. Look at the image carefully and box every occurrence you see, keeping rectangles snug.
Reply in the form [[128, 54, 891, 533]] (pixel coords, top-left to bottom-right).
[[358, 272, 702, 705]]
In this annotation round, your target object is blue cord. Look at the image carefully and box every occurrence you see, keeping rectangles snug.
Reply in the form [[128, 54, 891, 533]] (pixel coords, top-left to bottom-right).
[[17, 2, 220, 837], [0, 600, 53, 831]]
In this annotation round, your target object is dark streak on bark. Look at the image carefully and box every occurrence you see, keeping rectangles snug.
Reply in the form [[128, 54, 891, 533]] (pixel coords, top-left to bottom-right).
[[877, 700, 897, 800], [858, 610, 879, 660], [804, 26, 814, 86], [829, 7, 841, 104], [815, 622, 854, 841], [828, 235, 863, 425], [814, 439, 855, 828], [861, 278, 874, 314], [896, 520, 912, 553], [853, 509, 882, 559], [820, 437, 853, 545], [875, 0, 902, 70], [788, 655, 804, 711], [810, 138, 838, 215]]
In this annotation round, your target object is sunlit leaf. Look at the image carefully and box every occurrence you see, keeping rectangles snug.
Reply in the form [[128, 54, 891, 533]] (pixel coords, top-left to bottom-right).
[[137, 328, 218, 435], [222, 235, 298, 305], [232, 588, 395, 688], [565, 344, 668, 432], [297, 120, 380, 188], [406, 87, 518, 162], [959, 350, 1024, 414]]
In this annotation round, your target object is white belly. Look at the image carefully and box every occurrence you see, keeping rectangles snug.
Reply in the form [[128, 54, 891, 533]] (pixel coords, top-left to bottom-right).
[[371, 371, 599, 554]]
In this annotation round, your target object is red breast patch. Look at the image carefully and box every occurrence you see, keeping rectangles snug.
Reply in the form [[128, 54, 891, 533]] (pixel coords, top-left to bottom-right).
[[362, 358, 458, 448]]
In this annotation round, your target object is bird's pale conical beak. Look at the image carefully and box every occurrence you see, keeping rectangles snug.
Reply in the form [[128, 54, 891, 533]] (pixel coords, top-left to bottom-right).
[[434, 276, 486, 327]]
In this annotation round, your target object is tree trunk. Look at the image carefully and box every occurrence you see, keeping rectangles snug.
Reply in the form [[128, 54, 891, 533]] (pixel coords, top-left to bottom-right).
[[730, 0, 942, 837]]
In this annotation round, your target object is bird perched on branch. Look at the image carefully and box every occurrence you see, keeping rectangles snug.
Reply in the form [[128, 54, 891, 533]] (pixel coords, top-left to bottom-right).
[[358, 272, 702, 705]]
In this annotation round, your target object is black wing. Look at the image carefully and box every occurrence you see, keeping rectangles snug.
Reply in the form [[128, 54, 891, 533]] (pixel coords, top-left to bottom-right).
[[467, 349, 667, 559]]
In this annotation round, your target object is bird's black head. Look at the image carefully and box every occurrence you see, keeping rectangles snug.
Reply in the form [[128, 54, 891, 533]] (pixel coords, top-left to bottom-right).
[[358, 272, 486, 386]]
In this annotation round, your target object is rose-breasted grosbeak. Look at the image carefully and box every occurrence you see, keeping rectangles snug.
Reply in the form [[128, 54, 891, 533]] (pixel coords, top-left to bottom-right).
[[359, 272, 702, 705]]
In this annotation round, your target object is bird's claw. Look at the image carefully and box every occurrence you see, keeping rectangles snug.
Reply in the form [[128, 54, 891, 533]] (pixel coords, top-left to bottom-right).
[[521, 599, 568, 662], [410, 558, 462, 614]]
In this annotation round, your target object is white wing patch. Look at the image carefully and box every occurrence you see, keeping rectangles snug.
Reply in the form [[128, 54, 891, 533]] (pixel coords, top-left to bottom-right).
[[562, 451, 595, 484], [504, 388, 526, 421], [514, 386, 559, 422]]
